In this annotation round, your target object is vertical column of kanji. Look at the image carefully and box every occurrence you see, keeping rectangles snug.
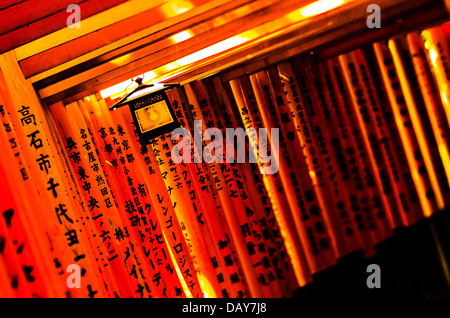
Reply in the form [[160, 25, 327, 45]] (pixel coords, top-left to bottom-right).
[[78, 98, 165, 298], [0, 52, 104, 298], [288, 59, 370, 253], [0, 84, 59, 297], [0, 148, 14, 297], [107, 96, 182, 298], [0, 194, 30, 297], [388, 37, 450, 211], [150, 126, 223, 298], [228, 76, 311, 293], [45, 110, 111, 297], [79, 97, 153, 298], [355, 47, 435, 226], [100, 98, 187, 299], [58, 99, 123, 297], [373, 40, 436, 221], [327, 57, 398, 246], [69, 98, 159, 297], [169, 87, 250, 298], [182, 82, 268, 298], [301, 58, 387, 251], [262, 65, 345, 269], [174, 85, 245, 297], [362, 46, 425, 225], [106, 97, 201, 298], [31, 85, 117, 288], [194, 79, 287, 297], [407, 32, 450, 209], [219, 78, 312, 289], [49, 100, 133, 298], [175, 84, 262, 297], [205, 77, 300, 296], [0, 207, 15, 297], [253, 68, 340, 273], [39, 99, 113, 297], [338, 51, 403, 232], [3, 92, 105, 298], [318, 59, 404, 253], [0, 110, 38, 297], [288, 58, 358, 257], [192, 79, 288, 297], [155, 86, 241, 298], [86, 95, 178, 298], [0, 151, 48, 297]]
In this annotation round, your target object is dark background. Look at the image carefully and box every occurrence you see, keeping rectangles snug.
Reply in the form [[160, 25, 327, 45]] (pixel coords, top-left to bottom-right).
[[293, 207, 450, 298]]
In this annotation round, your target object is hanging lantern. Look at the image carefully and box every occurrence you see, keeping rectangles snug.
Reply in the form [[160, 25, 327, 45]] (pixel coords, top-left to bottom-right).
[[109, 78, 180, 146]]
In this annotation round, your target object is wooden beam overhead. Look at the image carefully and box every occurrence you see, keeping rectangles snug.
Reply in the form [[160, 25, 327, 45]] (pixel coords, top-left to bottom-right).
[[41, 0, 367, 104], [0, 0, 86, 36], [0, 0, 129, 54], [21, 0, 255, 79], [0, 0, 446, 107], [206, 0, 448, 83], [13, 0, 168, 60], [39, 0, 449, 106], [35, 0, 300, 96], [0, 0, 26, 11], [174, 0, 448, 84]]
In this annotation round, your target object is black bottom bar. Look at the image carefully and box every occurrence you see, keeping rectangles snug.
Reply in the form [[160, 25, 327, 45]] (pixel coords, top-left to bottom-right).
[[293, 207, 450, 298]]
